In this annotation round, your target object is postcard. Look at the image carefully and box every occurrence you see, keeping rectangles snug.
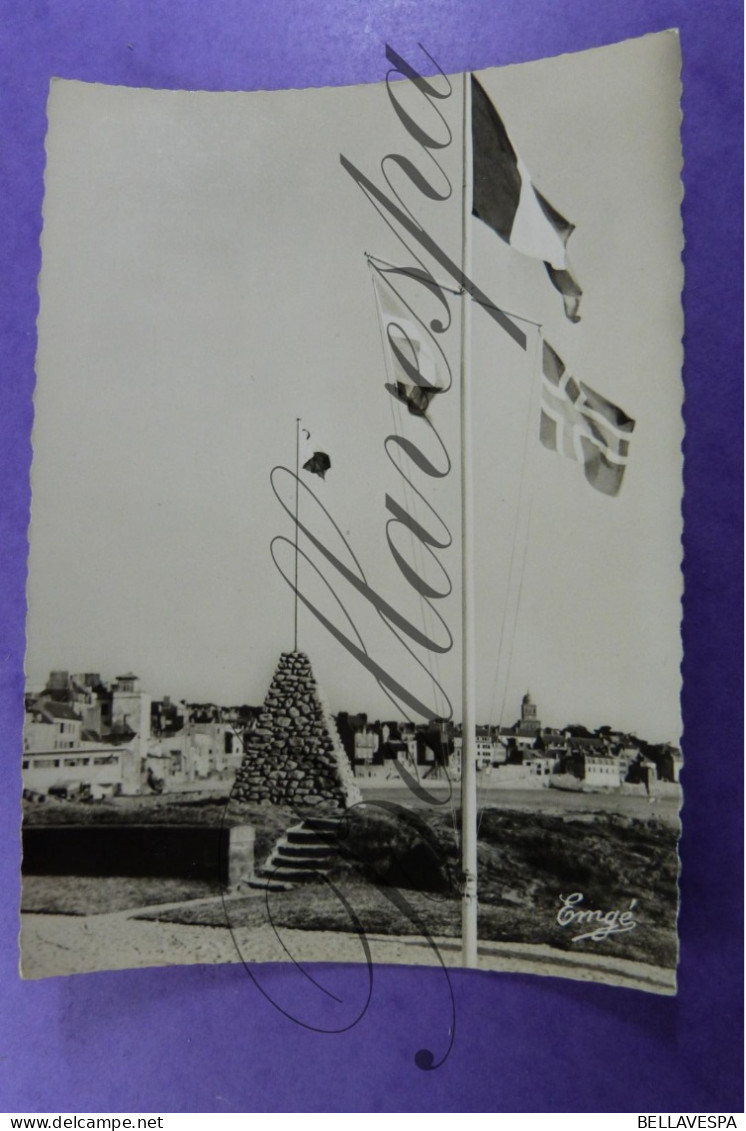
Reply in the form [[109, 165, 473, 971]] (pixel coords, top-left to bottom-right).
[[21, 31, 684, 1003]]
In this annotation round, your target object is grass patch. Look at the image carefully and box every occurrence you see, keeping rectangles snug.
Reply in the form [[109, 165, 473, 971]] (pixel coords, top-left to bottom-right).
[[330, 804, 454, 892], [140, 874, 676, 968], [470, 808, 679, 931], [318, 804, 678, 930], [21, 875, 220, 915]]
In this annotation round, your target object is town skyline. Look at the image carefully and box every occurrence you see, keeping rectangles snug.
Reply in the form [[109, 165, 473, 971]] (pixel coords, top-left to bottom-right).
[[24, 662, 681, 745], [22, 662, 682, 808]]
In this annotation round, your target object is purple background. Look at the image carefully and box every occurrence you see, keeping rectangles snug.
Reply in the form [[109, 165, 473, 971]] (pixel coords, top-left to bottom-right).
[[0, 0, 742, 1114]]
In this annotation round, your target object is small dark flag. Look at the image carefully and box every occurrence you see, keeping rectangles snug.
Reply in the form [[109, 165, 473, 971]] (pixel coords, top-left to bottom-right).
[[539, 340, 635, 496], [371, 271, 446, 416], [302, 451, 331, 479], [388, 381, 438, 417], [471, 74, 583, 322]]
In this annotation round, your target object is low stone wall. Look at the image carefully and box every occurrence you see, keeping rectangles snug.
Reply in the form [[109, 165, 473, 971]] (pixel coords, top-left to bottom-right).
[[232, 651, 361, 812], [22, 823, 254, 882]]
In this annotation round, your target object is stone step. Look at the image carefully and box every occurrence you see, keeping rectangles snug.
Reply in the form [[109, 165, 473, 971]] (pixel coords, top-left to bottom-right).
[[296, 823, 343, 841], [285, 829, 341, 849], [267, 849, 334, 873], [258, 865, 331, 884], [285, 826, 337, 843], [243, 876, 295, 893], [274, 843, 337, 859], [245, 814, 345, 891], [301, 815, 345, 833]]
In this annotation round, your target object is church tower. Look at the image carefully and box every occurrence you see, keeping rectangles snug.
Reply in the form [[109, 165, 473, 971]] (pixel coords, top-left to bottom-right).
[[519, 691, 541, 735]]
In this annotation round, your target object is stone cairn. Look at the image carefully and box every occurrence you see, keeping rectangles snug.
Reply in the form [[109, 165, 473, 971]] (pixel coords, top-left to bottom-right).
[[232, 651, 362, 812]]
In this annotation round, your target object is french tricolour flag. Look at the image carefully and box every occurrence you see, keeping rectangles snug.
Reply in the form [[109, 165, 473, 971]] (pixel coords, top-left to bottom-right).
[[471, 74, 583, 323]]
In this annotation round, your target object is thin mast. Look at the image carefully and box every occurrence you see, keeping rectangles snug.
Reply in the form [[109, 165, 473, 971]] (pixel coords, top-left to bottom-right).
[[293, 417, 300, 651], [460, 69, 478, 968]]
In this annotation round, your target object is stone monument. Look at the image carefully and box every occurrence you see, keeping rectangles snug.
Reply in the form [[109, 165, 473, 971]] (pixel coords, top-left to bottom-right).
[[232, 651, 362, 811]]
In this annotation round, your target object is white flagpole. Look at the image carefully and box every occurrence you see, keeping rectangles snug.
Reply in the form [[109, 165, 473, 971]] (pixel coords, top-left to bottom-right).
[[460, 69, 478, 968], [293, 417, 300, 652]]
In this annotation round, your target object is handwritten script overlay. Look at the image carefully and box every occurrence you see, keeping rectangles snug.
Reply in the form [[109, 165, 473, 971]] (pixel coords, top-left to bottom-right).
[[227, 43, 530, 1070]]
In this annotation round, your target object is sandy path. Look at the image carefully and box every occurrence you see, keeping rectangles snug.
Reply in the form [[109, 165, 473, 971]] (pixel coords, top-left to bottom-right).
[[20, 909, 675, 994]]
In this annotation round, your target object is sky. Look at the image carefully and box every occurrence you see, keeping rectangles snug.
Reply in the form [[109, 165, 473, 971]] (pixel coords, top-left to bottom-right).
[[26, 32, 684, 742]]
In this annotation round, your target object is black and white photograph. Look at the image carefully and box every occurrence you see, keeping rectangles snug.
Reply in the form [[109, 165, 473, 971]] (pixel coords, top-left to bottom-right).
[[21, 31, 684, 995]]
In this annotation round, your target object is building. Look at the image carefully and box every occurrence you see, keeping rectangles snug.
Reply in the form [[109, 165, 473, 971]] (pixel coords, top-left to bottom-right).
[[617, 744, 643, 780], [657, 744, 683, 783], [24, 669, 152, 797], [452, 728, 497, 773], [146, 718, 244, 788], [569, 748, 622, 787], [524, 749, 560, 776], [111, 673, 151, 763], [22, 743, 141, 799], [23, 686, 142, 798], [353, 728, 379, 766], [24, 701, 83, 753]]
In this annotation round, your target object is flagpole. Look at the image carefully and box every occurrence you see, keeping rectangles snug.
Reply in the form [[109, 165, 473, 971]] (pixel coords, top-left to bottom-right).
[[460, 69, 478, 969], [293, 417, 300, 652]]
